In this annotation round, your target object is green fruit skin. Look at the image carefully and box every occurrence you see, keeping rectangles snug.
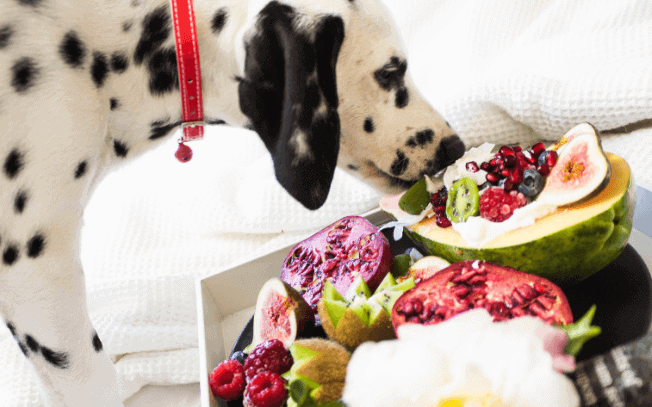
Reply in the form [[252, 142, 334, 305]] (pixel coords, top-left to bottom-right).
[[404, 177, 634, 287]]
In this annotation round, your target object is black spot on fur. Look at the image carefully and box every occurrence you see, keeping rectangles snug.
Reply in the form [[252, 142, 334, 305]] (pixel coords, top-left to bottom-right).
[[134, 5, 171, 65], [211, 8, 228, 33], [147, 47, 178, 96], [11, 57, 39, 93], [18, 342, 28, 357], [110, 52, 129, 73], [110, 97, 120, 110], [90, 51, 109, 88], [16, 0, 42, 7], [92, 332, 103, 352], [390, 150, 409, 176], [6, 323, 17, 337], [3, 245, 19, 266], [113, 140, 129, 157], [347, 164, 359, 171], [416, 129, 434, 145], [4, 149, 24, 179], [123, 20, 133, 32], [374, 56, 407, 91], [59, 31, 86, 68], [74, 161, 87, 178], [363, 117, 374, 133], [149, 119, 181, 140], [206, 119, 226, 125], [0, 25, 13, 49], [25, 335, 39, 352], [14, 190, 27, 213], [27, 234, 44, 258], [395, 87, 409, 108], [41, 346, 69, 369], [407, 129, 435, 148]]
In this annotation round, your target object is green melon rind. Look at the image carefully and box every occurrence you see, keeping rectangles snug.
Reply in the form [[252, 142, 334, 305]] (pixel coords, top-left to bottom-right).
[[403, 176, 634, 286]]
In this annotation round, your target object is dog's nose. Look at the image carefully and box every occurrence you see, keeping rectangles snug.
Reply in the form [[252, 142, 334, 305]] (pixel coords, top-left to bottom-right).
[[437, 134, 465, 167]]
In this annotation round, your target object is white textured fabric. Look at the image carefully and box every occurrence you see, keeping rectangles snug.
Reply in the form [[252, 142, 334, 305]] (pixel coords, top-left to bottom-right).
[[1, 0, 651, 405]]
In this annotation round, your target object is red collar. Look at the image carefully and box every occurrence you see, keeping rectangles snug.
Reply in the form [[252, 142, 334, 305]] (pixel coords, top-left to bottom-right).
[[170, 0, 204, 162]]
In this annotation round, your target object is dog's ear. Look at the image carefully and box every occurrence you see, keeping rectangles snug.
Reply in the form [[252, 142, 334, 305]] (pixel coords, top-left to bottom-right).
[[238, 3, 345, 210]]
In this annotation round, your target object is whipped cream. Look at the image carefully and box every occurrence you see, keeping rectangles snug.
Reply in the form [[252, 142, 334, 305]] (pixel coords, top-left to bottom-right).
[[443, 142, 495, 190], [452, 200, 558, 248]]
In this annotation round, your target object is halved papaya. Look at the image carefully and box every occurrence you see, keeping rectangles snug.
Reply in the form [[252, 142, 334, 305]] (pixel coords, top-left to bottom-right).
[[381, 154, 635, 286]]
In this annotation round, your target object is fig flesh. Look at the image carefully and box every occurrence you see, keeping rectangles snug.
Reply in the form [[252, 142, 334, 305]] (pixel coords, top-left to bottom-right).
[[252, 278, 314, 349], [391, 260, 573, 335], [536, 123, 611, 207], [280, 216, 393, 319]]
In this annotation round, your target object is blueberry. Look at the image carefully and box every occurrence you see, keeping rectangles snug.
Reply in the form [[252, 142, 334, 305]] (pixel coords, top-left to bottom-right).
[[229, 350, 248, 365], [538, 151, 553, 167], [517, 169, 544, 198]]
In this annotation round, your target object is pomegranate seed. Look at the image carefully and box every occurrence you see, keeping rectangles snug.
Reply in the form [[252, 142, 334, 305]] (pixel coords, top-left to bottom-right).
[[466, 161, 480, 173], [517, 284, 537, 301], [499, 146, 515, 157], [436, 215, 452, 228], [503, 155, 517, 168], [533, 283, 548, 294], [546, 150, 558, 166], [480, 162, 492, 172], [435, 205, 446, 214], [501, 169, 511, 177], [495, 157, 505, 169], [531, 142, 546, 157], [509, 168, 523, 184], [513, 146, 523, 153], [538, 164, 551, 176], [522, 150, 536, 164], [486, 173, 500, 183], [536, 296, 556, 310], [529, 302, 548, 318]]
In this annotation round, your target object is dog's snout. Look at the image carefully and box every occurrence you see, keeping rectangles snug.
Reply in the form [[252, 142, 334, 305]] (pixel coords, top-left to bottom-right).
[[438, 134, 465, 166]]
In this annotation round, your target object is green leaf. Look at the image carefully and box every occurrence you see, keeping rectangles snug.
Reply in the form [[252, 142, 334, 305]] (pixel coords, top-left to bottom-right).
[[398, 178, 430, 215], [558, 304, 601, 356], [393, 254, 412, 278]]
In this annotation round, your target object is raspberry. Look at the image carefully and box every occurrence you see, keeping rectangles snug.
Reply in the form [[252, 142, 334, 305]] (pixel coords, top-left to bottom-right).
[[209, 359, 246, 401], [243, 371, 288, 407], [244, 339, 293, 381], [479, 187, 527, 222]]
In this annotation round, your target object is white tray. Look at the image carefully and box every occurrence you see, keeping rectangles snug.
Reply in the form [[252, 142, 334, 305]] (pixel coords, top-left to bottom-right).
[[196, 189, 652, 407]]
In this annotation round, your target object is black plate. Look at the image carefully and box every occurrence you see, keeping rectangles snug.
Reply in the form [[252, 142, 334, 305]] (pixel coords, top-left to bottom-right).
[[219, 232, 651, 406]]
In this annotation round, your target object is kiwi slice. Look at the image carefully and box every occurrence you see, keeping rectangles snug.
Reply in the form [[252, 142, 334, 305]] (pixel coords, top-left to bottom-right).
[[446, 177, 480, 222], [398, 178, 430, 215]]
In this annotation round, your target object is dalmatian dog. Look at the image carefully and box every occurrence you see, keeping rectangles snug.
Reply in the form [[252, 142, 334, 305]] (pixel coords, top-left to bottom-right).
[[0, 0, 464, 405]]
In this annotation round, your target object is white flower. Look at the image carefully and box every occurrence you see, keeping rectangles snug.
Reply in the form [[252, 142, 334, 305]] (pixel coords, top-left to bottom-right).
[[342, 310, 580, 407]]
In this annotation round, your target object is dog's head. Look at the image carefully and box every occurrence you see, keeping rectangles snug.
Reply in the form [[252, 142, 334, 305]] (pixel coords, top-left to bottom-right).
[[237, 0, 464, 209]]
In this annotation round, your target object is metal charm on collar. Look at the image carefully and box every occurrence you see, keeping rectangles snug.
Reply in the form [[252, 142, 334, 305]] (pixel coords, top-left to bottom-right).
[[170, 0, 205, 162]]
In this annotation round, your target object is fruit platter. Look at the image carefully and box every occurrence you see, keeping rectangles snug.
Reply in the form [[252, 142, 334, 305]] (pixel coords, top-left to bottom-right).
[[197, 124, 652, 407]]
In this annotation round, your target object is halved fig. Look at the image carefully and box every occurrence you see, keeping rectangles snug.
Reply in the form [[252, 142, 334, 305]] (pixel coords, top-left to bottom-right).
[[252, 278, 314, 349], [280, 216, 393, 320], [536, 123, 611, 207], [391, 260, 573, 336]]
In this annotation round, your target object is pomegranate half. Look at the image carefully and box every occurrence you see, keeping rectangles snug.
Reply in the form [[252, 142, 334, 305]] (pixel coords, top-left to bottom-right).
[[280, 216, 393, 318], [391, 260, 573, 335]]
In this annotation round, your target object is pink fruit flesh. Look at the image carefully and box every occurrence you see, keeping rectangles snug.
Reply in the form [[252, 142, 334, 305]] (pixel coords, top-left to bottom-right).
[[260, 293, 294, 342], [545, 143, 596, 191], [391, 261, 573, 336], [280, 216, 393, 317]]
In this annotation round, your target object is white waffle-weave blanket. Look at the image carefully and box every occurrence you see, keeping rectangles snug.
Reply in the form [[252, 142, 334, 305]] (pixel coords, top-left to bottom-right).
[[1, 0, 651, 405]]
